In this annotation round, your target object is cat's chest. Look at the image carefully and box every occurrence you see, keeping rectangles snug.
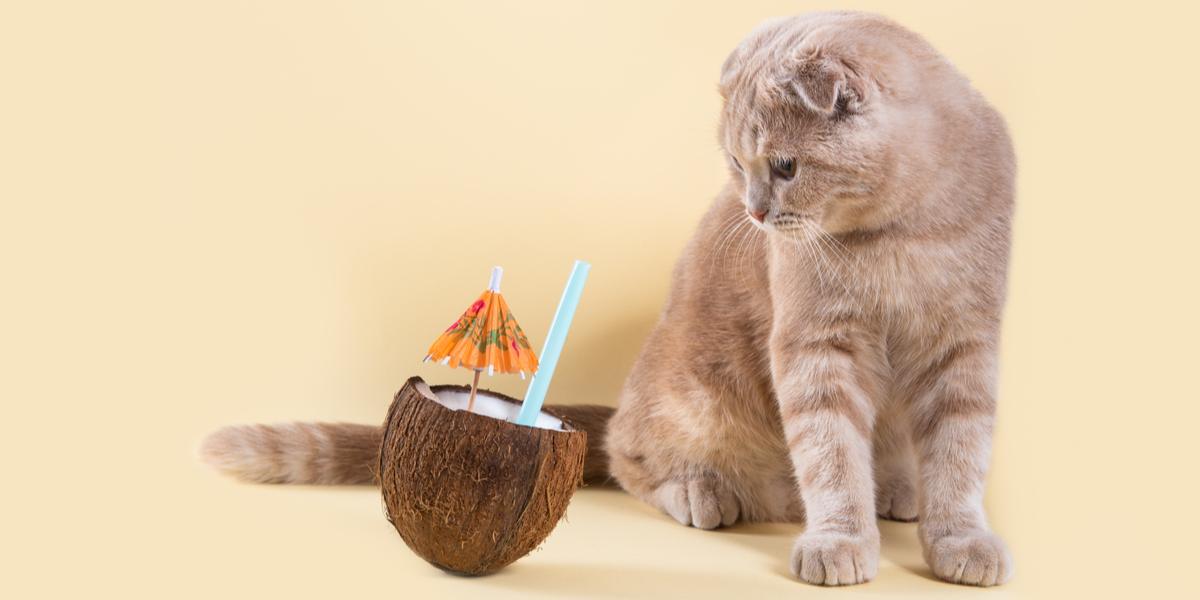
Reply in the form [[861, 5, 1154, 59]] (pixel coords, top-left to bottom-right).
[[773, 237, 967, 315], [861, 242, 967, 312]]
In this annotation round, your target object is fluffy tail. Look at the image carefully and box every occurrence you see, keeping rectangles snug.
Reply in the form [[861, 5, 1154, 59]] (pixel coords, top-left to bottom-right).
[[200, 405, 615, 486], [199, 422, 383, 485]]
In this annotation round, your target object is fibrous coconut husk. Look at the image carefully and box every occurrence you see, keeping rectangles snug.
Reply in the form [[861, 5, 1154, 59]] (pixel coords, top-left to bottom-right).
[[379, 376, 587, 576]]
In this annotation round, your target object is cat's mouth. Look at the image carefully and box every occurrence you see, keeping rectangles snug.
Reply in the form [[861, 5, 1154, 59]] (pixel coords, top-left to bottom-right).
[[742, 208, 833, 241], [763, 211, 818, 237]]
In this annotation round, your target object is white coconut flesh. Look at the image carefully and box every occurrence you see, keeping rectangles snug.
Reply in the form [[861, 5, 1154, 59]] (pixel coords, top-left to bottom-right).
[[414, 380, 567, 431]]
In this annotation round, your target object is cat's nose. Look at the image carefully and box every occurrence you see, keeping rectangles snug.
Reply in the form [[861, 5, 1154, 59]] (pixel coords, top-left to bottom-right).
[[748, 209, 767, 223]]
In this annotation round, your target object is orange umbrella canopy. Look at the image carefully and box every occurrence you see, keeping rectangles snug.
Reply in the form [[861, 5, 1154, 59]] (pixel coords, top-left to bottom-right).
[[425, 267, 539, 378]]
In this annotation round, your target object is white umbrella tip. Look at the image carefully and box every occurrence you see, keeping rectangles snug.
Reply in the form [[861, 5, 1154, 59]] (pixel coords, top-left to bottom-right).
[[488, 266, 503, 292]]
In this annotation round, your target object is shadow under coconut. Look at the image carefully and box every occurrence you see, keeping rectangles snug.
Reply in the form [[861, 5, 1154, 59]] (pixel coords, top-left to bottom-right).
[[484, 562, 787, 598]]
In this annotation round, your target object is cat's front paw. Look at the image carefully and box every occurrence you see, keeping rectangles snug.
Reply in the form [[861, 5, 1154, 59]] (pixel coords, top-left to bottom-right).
[[790, 531, 880, 586], [653, 476, 739, 530], [924, 530, 1012, 586]]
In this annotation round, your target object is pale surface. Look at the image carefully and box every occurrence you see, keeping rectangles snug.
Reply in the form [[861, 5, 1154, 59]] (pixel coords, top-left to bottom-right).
[[3, 1, 1199, 599]]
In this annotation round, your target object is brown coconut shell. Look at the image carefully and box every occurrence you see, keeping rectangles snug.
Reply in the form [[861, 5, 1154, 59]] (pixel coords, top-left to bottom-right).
[[379, 376, 587, 576]]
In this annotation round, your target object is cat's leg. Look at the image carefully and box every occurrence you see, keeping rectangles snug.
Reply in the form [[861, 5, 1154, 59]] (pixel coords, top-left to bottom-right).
[[872, 407, 919, 522], [909, 340, 1011, 586], [606, 400, 741, 529], [607, 379, 791, 528], [772, 323, 883, 586]]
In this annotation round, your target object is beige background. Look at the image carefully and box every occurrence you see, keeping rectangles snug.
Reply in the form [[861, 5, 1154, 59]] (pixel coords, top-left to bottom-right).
[[3, 1, 1198, 598]]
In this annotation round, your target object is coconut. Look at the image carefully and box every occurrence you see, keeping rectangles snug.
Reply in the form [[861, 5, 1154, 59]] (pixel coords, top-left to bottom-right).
[[378, 376, 587, 576]]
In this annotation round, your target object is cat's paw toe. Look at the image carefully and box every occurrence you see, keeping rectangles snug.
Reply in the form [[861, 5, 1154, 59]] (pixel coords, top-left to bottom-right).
[[791, 531, 879, 586], [875, 476, 919, 522], [925, 531, 1012, 586], [654, 476, 739, 530]]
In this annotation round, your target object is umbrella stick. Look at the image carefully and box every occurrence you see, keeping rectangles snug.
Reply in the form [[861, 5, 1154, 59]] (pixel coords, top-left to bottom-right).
[[467, 369, 482, 412]]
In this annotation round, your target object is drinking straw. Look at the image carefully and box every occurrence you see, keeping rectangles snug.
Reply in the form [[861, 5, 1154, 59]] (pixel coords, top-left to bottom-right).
[[514, 260, 591, 426]]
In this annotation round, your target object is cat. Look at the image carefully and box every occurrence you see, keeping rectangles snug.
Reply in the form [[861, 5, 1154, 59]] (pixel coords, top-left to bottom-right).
[[201, 11, 1014, 587], [603, 11, 1014, 586]]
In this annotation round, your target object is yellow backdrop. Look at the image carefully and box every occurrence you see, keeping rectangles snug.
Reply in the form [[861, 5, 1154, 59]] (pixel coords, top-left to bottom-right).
[[4, 1, 1198, 598]]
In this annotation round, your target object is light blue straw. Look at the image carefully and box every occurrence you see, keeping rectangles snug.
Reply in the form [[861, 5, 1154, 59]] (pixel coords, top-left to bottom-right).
[[514, 260, 591, 426]]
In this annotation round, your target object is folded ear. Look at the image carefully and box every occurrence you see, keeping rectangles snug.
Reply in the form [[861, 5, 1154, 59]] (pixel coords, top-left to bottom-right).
[[787, 55, 867, 116]]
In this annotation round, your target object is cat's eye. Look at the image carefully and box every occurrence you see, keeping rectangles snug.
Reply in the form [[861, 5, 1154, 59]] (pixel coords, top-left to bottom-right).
[[770, 157, 797, 180], [729, 155, 744, 172]]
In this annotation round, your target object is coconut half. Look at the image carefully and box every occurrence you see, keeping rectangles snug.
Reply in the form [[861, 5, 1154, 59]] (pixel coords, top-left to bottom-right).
[[379, 376, 587, 576]]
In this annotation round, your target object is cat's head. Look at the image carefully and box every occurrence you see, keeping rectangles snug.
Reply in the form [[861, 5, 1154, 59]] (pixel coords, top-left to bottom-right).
[[718, 13, 932, 237]]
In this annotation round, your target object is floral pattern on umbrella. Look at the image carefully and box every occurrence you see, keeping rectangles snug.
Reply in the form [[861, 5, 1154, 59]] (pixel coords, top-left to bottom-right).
[[423, 266, 539, 413], [426, 287, 538, 378]]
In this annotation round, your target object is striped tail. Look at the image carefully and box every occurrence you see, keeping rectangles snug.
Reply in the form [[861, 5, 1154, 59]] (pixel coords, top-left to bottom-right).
[[199, 405, 614, 486], [199, 422, 382, 485]]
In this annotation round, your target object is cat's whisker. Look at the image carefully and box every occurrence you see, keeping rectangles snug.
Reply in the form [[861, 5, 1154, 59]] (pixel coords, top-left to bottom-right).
[[722, 219, 752, 267], [811, 226, 881, 309], [800, 221, 855, 298], [792, 228, 830, 289], [710, 213, 750, 271], [712, 212, 745, 250], [808, 234, 837, 290], [735, 219, 763, 273], [802, 221, 847, 266], [717, 219, 751, 272], [812, 229, 854, 280], [726, 221, 747, 271], [815, 228, 856, 268]]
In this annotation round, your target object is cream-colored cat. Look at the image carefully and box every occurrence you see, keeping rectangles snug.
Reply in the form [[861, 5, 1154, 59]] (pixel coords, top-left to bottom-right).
[[604, 11, 1014, 586], [202, 11, 1014, 587]]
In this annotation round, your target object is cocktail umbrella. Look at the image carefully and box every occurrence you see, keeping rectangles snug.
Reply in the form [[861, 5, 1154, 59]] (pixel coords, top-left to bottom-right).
[[424, 266, 538, 412]]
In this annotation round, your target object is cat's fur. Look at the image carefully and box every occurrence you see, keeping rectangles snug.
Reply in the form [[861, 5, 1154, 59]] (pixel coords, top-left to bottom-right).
[[603, 11, 1014, 586], [201, 11, 1014, 587]]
